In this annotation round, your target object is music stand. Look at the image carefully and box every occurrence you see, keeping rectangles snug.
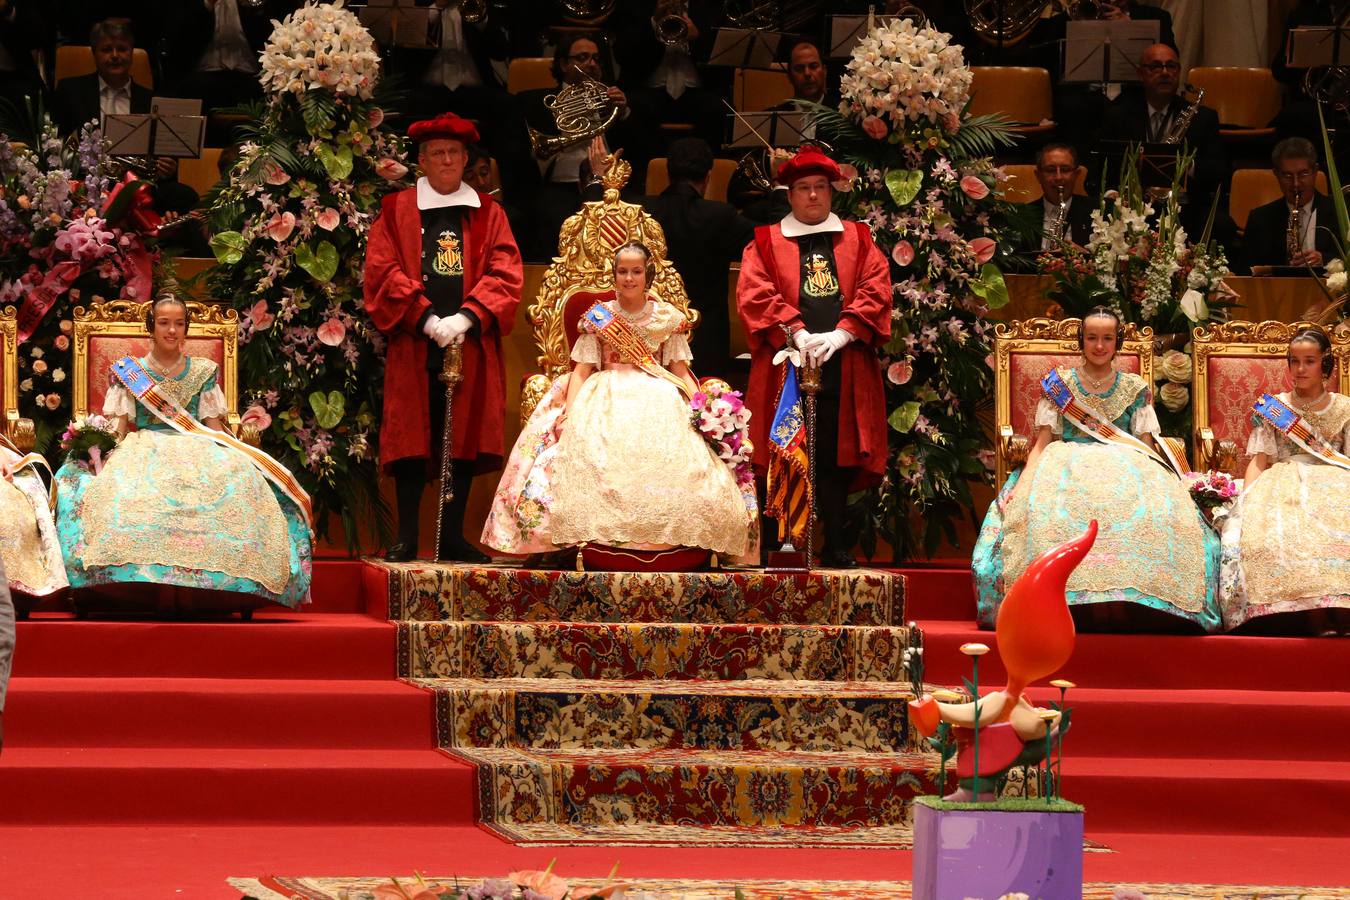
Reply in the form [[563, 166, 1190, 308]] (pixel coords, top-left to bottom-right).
[[1094, 140, 1187, 197], [358, 0, 438, 49], [104, 110, 206, 163], [708, 27, 784, 70], [1062, 20, 1160, 87], [1287, 26, 1350, 69], [726, 110, 810, 149], [827, 15, 869, 60]]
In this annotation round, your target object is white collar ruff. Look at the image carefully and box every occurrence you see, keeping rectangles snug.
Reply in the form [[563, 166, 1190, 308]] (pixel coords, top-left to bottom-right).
[[779, 212, 844, 237], [417, 178, 481, 211]]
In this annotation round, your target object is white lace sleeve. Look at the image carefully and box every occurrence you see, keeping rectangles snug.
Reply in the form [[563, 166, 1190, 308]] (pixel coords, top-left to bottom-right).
[[102, 382, 136, 418], [1342, 419, 1350, 455], [1033, 396, 1062, 435], [660, 332, 693, 365], [198, 384, 228, 420], [1131, 401, 1161, 437], [1247, 420, 1278, 458], [570, 334, 601, 365]]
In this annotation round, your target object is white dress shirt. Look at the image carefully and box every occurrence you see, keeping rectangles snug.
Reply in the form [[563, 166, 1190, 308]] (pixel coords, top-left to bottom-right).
[[197, 0, 260, 75], [423, 5, 483, 91], [647, 45, 699, 101], [99, 77, 132, 116]]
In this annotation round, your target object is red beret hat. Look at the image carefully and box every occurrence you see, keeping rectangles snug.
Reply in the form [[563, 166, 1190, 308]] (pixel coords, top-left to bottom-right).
[[408, 112, 480, 146], [775, 145, 842, 187]]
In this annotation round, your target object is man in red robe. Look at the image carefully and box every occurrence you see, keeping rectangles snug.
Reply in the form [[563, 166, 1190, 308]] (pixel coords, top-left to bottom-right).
[[737, 146, 891, 568], [364, 112, 523, 562]]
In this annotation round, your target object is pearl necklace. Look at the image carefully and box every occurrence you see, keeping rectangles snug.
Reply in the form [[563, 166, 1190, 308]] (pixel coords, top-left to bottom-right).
[[146, 353, 186, 379], [1078, 367, 1115, 391], [1292, 389, 1330, 412]]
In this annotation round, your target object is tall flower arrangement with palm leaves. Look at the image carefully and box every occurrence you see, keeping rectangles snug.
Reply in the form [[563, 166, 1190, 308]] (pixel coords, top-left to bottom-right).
[[1313, 106, 1350, 325], [205, 1, 411, 548], [804, 17, 1019, 558]]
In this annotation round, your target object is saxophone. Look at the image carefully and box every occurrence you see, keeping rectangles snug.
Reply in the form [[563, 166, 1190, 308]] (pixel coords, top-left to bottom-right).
[[1161, 83, 1205, 145], [1046, 190, 1071, 245], [1287, 190, 1303, 263]]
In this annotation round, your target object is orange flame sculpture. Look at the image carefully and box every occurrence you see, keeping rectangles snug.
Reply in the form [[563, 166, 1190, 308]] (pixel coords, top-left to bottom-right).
[[909, 521, 1097, 795]]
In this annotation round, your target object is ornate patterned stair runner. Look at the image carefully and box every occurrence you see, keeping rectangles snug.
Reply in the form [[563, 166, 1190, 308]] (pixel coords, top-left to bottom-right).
[[373, 561, 942, 846]]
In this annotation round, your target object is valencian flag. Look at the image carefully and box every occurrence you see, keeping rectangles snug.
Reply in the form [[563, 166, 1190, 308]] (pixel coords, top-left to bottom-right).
[[765, 363, 812, 545]]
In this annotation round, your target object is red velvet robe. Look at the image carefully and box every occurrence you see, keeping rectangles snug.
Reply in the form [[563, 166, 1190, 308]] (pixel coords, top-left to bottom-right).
[[363, 186, 523, 473], [738, 220, 892, 489]]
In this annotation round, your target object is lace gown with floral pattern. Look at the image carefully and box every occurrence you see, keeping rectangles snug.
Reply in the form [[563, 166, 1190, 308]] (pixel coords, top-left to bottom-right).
[[1219, 391, 1350, 629], [483, 298, 756, 559], [0, 444, 67, 597], [55, 357, 312, 607], [973, 368, 1221, 632]]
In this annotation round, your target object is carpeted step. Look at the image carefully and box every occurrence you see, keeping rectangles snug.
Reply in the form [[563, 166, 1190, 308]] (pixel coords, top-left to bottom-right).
[[920, 620, 1350, 693], [0, 747, 476, 825], [1027, 687, 1350, 761], [1057, 756, 1350, 836], [2, 677, 434, 749], [371, 561, 906, 626], [12, 613, 395, 679], [398, 620, 915, 681], [464, 745, 940, 831], [475, 820, 924, 848], [412, 676, 917, 753]]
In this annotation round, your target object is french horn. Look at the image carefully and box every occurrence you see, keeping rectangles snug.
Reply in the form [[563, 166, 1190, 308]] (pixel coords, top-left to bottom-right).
[[528, 69, 620, 159], [557, 0, 616, 24], [963, 0, 1052, 45]]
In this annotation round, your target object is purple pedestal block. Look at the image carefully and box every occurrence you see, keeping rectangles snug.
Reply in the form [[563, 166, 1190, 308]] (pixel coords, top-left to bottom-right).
[[911, 801, 1084, 900]]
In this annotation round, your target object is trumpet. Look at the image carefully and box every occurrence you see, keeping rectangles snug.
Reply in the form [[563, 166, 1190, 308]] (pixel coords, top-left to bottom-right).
[[460, 0, 487, 23], [656, 0, 690, 47], [528, 67, 620, 159]]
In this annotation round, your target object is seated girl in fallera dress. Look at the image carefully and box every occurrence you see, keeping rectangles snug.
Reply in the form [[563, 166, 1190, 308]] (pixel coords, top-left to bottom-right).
[[483, 242, 757, 561], [56, 295, 312, 608], [0, 436, 67, 599], [973, 306, 1221, 632], [1220, 328, 1350, 634]]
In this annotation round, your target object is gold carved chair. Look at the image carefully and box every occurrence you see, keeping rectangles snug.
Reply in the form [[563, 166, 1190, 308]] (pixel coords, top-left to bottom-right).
[[1191, 320, 1350, 474], [1, 306, 36, 451], [991, 317, 1157, 487], [72, 299, 244, 434], [520, 157, 695, 423]]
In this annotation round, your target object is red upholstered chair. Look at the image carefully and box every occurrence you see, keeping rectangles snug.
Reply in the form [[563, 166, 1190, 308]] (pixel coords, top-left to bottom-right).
[[519, 156, 695, 423], [72, 298, 242, 434], [1191, 321, 1350, 474], [991, 317, 1154, 487], [1, 305, 35, 451]]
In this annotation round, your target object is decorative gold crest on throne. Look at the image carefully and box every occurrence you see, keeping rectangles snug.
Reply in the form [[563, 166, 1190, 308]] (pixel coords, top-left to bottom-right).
[[520, 155, 697, 422]]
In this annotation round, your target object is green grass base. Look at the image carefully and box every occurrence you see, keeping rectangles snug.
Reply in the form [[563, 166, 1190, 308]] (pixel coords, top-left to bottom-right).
[[915, 795, 1084, 814]]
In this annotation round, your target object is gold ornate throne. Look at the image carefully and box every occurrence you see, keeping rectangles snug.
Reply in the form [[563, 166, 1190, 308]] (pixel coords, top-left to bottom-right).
[[72, 299, 244, 434], [1, 305, 36, 451], [520, 157, 696, 423], [991, 317, 1159, 486], [1191, 320, 1350, 474]]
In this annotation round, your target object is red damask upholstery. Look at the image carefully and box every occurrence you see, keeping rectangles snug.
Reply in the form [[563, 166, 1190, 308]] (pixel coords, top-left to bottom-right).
[[85, 335, 226, 417], [1203, 355, 1337, 474], [1007, 351, 1142, 438], [562, 290, 611, 351]]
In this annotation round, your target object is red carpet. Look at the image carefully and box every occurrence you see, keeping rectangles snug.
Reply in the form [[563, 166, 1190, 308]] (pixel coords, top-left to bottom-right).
[[1, 562, 1347, 895]]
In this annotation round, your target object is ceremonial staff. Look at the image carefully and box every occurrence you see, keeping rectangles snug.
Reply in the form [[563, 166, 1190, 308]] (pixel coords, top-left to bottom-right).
[[799, 357, 821, 569], [434, 343, 464, 561]]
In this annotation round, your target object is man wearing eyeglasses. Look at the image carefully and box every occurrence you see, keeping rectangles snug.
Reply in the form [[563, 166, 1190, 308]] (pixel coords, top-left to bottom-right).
[[1022, 143, 1093, 251], [1096, 43, 1226, 218], [1243, 137, 1335, 270]]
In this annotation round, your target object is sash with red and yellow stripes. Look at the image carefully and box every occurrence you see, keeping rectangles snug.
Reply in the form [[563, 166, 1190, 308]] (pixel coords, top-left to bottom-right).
[[580, 302, 693, 399]]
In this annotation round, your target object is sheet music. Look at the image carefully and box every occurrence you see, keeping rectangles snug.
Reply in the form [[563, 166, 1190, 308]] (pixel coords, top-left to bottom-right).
[[1063, 20, 1159, 84]]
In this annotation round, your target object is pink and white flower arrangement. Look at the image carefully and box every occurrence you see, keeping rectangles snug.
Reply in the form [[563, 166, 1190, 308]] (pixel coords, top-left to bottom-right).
[[690, 384, 754, 487], [258, 1, 381, 100], [838, 18, 972, 134], [1186, 469, 1239, 523], [59, 413, 118, 473]]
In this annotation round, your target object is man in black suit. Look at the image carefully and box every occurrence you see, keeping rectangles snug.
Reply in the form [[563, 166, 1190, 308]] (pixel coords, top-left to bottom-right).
[[1244, 137, 1337, 270], [587, 138, 756, 381], [55, 20, 197, 217], [1095, 43, 1227, 231], [1022, 142, 1094, 251]]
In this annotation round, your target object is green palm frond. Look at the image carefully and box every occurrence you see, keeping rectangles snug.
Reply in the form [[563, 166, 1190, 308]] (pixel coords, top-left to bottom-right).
[[947, 114, 1021, 158]]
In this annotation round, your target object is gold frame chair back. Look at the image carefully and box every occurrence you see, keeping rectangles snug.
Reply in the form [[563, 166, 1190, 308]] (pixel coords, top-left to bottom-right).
[[0, 305, 35, 450], [71, 299, 243, 433], [991, 316, 1156, 486], [522, 156, 695, 422], [1191, 320, 1350, 474]]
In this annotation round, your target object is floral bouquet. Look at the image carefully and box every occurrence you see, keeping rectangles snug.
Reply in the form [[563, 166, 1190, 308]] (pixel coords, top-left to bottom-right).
[[690, 382, 754, 488], [59, 414, 118, 474], [1185, 469, 1239, 525], [205, 0, 411, 549]]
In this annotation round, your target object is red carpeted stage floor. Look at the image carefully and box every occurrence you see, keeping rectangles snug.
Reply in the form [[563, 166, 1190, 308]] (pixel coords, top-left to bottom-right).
[[2, 561, 1348, 897]]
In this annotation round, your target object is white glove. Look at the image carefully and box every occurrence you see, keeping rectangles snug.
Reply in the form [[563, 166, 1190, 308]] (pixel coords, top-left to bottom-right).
[[791, 328, 812, 350], [805, 328, 854, 365], [443, 312, 473, 344]]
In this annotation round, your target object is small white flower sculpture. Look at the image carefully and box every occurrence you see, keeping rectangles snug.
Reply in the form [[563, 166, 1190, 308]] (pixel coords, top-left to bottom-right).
[[259, 1, 381, 99], [838, 17, 973, 131]]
